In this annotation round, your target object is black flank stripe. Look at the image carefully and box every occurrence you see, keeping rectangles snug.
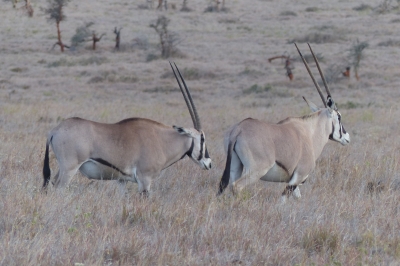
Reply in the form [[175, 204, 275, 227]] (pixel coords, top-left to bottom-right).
[[91, 158, 128, 176], [275, 161, 289, 175]]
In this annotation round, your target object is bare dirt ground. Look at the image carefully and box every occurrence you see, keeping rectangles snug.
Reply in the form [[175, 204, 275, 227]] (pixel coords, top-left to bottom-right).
[[1, 0, 400, 264]]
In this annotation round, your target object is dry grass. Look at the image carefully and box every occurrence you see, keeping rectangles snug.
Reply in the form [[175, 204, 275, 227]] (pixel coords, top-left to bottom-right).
[[1, 0, 400, 265]]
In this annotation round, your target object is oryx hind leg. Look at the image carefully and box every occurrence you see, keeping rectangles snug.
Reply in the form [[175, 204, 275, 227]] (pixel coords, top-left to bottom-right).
[[53, 165, 81, 188], [232, 167, 270, 195], [229, 151, 243, 184]]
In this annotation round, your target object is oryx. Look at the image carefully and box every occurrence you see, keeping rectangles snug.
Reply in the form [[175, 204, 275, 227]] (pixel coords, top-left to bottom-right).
[[42, 63, 212, 194], [217, 43, 350, 201]]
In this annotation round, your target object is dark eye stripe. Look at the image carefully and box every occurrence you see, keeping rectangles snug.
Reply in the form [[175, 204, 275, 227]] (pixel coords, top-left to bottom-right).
[[197, 133, 204, 161]]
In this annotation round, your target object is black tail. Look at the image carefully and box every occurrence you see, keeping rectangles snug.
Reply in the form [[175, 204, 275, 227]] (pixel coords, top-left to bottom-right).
[[217, 139, 237, 196], [42, 136, 52, 189]]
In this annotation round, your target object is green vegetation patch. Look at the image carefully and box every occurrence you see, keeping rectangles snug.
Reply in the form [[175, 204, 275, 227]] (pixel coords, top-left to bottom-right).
[[161, 67, 216, 80], [353, 4, 372, 11], [280, 11, 297, 16], [378, 39, 400, 47], [143, 87, 180, 93], [305, 7, 319, 12], [243, 84, 272, 94], [341, 101, 363, 109], [290, 32, 344, 44]]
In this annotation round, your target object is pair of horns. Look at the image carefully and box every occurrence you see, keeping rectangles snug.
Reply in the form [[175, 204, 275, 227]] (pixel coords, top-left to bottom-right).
[[169, 62, 202, 131], [295, 43, 333, 109]]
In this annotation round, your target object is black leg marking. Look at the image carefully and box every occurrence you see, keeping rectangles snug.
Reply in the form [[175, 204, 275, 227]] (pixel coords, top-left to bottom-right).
[[140, 190, 149, 197], [282, 185, 297, 197]]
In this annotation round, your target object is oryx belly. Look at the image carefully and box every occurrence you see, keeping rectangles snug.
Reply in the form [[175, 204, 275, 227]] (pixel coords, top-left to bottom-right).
[[79, 159, 136, 182], [260, 162, 291, 183]]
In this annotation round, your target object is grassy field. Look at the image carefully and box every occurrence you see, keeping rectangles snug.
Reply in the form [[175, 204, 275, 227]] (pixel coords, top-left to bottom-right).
[[1, 0, 400, 264]]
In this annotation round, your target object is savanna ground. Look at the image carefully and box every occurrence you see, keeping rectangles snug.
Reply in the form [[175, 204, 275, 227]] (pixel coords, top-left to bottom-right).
[[1, 0, 400, 264]]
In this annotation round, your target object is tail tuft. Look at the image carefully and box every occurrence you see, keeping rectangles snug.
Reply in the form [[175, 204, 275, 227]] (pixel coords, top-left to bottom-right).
[[42, 137, 52, 190], [217, 139, 236, 196]]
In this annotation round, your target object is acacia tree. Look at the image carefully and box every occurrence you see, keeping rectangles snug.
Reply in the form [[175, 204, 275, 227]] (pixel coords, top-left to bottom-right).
[[114, 27, 122, 50], [268, 55, 294, 81], [349, 40, 368, 81], [42, 0, 71, 52], [6, 0, 33, 17], [150, 16, 180, 58]]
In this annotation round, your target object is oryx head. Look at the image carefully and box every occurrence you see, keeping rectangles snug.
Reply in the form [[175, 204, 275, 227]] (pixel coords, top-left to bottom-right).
[[296, 43, 350, 146], [170, 62, 212, 170]]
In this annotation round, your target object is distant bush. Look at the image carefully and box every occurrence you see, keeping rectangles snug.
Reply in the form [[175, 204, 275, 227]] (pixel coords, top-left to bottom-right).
[[143, 87, 180, 93], [47, 56, 108, 67], [290, 32, 344, 44], [290, 25, 346, 44], [88, 71, 138, 84], [378, 39, 400, 47], [352, 4, 372, 11], [305, 7, 319, 12], [341, 101, 363, 109], [280, 10, 297, 16], [373, 0, 399, 14], [238, 67, 263, 78], [71, 22, 94, 48], [161, 67, 216, 80], [243, 84, 272, 94], [146, 53, 159, 62]]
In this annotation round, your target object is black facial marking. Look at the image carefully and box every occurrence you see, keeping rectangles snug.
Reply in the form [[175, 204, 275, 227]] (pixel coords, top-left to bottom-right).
[[185, 139, 194, 158], [175, 127, 185, 133], [90, 158, 128, 176], [329, 122, 335, 140], [205, 147, 210, 159], [342, 125, 347, 134], [197, 133, 204, 161]]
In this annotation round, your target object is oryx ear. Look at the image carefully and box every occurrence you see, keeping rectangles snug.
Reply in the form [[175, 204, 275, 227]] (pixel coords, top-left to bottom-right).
[[173, 125, 195, 137], [327, 96, 337, 111], [302, 96, 319, 112]]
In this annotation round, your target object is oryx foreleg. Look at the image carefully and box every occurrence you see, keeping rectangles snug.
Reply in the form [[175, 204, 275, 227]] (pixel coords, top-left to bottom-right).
[[282, 185, 300, 197], [281, 172, 308, 201], [135, 170, 156, 194]]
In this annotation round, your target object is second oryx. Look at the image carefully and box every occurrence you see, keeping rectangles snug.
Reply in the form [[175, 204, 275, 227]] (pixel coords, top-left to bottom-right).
[[217, 44, 350, 201], [42, 63, 211, 194]]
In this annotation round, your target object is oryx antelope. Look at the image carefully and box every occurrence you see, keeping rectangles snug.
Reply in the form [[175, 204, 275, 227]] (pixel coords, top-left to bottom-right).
[[42, 63, 212, 193], [217, 43, 350, 201]]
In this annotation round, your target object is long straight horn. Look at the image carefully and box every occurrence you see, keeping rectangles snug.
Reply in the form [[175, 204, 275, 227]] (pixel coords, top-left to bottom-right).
[[169, 62, 198, 130], [307, 43, 332, 99], [294, 43, 327, 108], [174, 62, 202, 130]]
